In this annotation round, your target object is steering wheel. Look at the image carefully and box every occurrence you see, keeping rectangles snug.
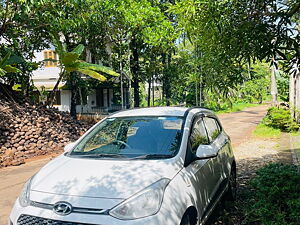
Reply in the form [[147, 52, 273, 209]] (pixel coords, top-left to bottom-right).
[[112, 140, 132, 149]]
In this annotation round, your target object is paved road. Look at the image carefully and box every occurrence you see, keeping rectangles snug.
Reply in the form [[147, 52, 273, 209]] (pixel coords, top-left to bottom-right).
[[0, 105, 268, 225]]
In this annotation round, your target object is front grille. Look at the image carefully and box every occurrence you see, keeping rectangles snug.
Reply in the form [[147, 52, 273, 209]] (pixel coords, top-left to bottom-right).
[[17, 214, 98, 225], [30, 201, 107, 215]]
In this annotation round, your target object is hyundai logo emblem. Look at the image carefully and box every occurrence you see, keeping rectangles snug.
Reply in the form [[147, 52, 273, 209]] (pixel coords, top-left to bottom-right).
[[53, 202, 72, 216]]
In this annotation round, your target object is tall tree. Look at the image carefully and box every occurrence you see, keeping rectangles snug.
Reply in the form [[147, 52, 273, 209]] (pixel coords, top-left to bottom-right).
[[171, 0, 299, 108]]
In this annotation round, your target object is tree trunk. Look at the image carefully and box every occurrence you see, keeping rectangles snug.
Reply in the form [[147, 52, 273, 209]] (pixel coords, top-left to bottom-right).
[[121, 72, 124, 109], [162, 53, 171, 106], [195, 81, 198, 106], [289, 71, 296, 117], [199, 81, 204, 106], [130, 37, 140, 107], [152, 76, 155, 106], [119, 48, 125, 110], [147, 77, 151, 107], [70, 72, 77, 119], [294, 70, 300, 122], [64, 34, 77, 117], [270, 63, 278, 106], [47, 70, 64, 106], [165, 54, 171, 106]]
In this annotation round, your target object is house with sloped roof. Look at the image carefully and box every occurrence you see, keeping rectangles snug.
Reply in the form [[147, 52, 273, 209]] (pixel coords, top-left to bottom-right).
[[32, 48, 130, 114]]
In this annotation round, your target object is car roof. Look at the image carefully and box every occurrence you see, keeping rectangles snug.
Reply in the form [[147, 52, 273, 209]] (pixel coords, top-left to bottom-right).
[[109, 106, 214, 118]]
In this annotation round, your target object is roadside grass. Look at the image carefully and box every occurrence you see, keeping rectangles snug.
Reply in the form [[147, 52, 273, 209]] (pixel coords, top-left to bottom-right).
[[212, 163, 300, 225], [216, 103, 260, 114], [246, 163, 300, 225], [253, 123, 281, 138], [290, 130, 300, 136]]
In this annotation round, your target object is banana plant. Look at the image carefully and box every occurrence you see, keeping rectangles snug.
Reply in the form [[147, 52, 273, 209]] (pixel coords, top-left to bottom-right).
[[47, 33, 119, 106], [0, 52, 22, 76]]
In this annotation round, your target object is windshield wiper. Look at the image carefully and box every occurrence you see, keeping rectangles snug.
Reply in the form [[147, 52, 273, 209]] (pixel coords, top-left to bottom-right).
[[73, 153, 128, 158], [131, 154, 173, 160]]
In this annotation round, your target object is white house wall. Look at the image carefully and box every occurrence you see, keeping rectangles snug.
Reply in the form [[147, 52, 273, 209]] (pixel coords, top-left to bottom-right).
[[76, 90, 97, 113], [58, 90, 71, 112], [32, 49, 62, 89], [87, 90, 97, 107]]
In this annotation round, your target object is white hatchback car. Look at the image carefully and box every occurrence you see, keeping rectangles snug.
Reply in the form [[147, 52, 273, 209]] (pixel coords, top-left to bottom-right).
[[9, 107, 236, 225]]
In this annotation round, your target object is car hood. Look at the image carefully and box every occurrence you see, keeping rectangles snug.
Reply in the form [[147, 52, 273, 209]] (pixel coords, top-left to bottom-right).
[[31, 155, 182, 199]]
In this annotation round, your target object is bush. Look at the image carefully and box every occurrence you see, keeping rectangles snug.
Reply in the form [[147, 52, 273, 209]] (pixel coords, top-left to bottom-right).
[[249, 163, 300, 225], [263, 107, 299, 132]]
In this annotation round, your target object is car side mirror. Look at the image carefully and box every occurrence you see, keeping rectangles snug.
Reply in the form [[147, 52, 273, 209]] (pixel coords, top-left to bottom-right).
[[64, 142, 76, 152], [196, 145, 218, 159]]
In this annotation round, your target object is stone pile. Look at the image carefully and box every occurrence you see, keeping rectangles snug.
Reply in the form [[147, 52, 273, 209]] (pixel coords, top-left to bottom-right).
[[0, 99, 93, 167]]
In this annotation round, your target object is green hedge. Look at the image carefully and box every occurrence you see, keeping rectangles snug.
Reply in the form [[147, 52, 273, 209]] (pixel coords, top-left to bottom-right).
[[263, 107, 299, 132]]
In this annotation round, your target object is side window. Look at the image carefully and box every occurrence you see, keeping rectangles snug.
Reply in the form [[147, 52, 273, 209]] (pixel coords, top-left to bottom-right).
[[190, 118, 209, 153], [203, 117, 221, 142]]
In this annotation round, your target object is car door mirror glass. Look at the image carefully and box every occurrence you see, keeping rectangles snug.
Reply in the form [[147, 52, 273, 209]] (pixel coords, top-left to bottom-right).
[[64, 142, 76, 152], [196, 145, 217, 159]]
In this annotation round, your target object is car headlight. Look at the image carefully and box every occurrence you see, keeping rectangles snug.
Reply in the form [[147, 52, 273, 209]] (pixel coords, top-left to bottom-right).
[[19, 177, 33, 207], [109, 178, 170, 220]]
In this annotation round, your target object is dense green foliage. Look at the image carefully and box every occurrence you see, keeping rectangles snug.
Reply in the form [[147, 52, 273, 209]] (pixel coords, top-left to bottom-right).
[[0, 0, 299, 112], [263, 107, 299, 132], [0, 52, 21, 76], [249, 163, 300, 225]]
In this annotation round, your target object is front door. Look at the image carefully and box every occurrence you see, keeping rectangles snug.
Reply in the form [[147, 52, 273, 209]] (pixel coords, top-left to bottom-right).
[[184, 116, 220, 218]]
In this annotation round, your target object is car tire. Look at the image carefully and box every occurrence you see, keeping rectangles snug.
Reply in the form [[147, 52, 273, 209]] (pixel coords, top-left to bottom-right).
[[180, 214, 192, 225], [225, 168, 237, 201]]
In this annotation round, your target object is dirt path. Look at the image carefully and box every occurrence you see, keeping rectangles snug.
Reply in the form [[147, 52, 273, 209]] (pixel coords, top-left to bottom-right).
[[218, 104, 269, 147], [0, 105, 270, 225], [0, 158, 50, 225]]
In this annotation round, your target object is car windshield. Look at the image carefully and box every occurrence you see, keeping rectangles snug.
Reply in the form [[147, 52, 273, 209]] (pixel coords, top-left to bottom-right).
[[69, 116, 183, 159]]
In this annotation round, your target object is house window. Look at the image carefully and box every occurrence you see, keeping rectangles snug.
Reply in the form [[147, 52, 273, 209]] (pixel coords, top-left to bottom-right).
[[44, 50, 58, 67]]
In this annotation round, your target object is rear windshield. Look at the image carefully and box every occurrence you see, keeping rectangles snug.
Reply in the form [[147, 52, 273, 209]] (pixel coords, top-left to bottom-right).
[[69, 116, 183, 159]]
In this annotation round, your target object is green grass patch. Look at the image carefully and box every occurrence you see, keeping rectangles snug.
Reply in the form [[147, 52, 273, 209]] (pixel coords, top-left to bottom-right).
[[253, 123, 281, 138], [216, 103, 260, 114], [293, 141, 300, 160], [294, 141, 300, 149], [248, 163, 300, 225], [290, 130, 300, 136]]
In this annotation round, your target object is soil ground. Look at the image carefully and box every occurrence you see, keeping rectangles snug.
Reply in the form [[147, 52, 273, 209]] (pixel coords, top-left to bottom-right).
[[0, 105, 295, 225]]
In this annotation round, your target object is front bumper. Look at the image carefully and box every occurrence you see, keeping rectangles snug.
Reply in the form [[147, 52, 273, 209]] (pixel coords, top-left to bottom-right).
[[9, 198, 178, 225]]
